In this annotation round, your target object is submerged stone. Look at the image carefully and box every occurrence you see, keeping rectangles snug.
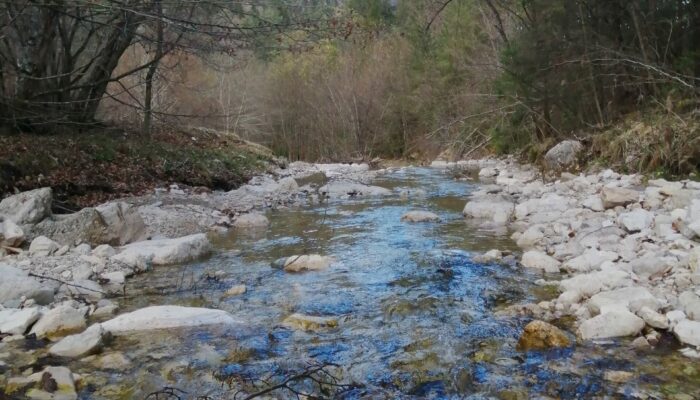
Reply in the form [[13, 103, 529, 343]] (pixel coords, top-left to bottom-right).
[[517, 320, 571, 351]]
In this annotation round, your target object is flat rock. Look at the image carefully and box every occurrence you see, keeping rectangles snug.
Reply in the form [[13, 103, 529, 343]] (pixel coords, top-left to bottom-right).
[[674, 319, 700, 347], [0, 307, 40, 335], [562, 250, 618, 272], [618, 209, 654, 233], [223, 284, 246, 297], [111, 233, 211, 267], [401, 211, 440, 223], [101, 305, 237, 335], [520, 251, 561, 273], [30, 305, 86, 338], [319, 181, 391, 198], [232, 213, 270, 228], [578, 310, 645, 340], [49, 324, 105, 358], [517, 320, 571, 350], [559, 269, 630, 298], [587, 287, 658, 315], [0, 264, 54, 305], [0, 187, 52, 225], [282, 313, 338, 331], [601, 187, 639, 209]]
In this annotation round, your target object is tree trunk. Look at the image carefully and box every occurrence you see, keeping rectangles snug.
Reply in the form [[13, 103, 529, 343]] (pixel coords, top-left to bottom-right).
[[143, 0, 164, 136]]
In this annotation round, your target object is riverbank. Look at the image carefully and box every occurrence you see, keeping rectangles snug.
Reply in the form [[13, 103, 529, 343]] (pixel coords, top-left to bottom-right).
[[1, 155, 700, 398]]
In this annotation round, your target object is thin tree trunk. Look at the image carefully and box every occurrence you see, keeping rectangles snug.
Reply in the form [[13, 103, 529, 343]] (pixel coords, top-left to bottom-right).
[[143, 0, 164, 136]]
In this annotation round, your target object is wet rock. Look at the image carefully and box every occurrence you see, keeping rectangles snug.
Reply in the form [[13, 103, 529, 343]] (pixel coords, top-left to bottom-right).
[[24, 366, 77, 400], [618, 209, 654, 233], [636, 306, 669, 329], [544, 140, 582, 170], [29, 236, 60, 256], [678, 291, 700, 321], [101, 305, 237, 334], [92, 352, 131, 370], [463, 197, 515, 225], [472, 249, 503, 264], [232, 213, 269, 228], [604, 370, 634, 383], [223, 284, 246, 297], [517, 320, 570, 350], [601, 187, 639, 209], [30, 304, 86, 338], [280, 254, 333, 272], [578, 310, 645, 340], [520, 251, 561, 273], [674, 319, 700, 347], [587, 287, 658, 315], [111, 233, 211, 267], [0, 264, 54, 305], [49, 323, 105, 358], [1, 219, 24, 247], [0, 187, 52, 225], [630, 336, 651, 350], [282, 313, 338, 331], [92, 300, 119, 318], [401, 211, 440, 223], [319, 181, 391, 198], [0, 307, 40, 335]]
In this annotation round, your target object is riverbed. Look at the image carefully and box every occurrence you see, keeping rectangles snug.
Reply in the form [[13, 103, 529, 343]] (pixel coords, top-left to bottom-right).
[[11, 167, 699, 399]]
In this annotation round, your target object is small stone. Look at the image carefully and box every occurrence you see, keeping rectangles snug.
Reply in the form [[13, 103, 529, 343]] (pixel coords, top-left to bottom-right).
[[30, 305, 86, 339], [281, 255, 333, 272], [674, 319, 700, 347], [637, 306, 669, 329], [517, 320, 571, 350], [630, 336, 651, 350], [0, 307, 40, 335], [49, 324, 105, 358], [232, 213, 270, 229], [578, 310, 645, 340], [604, 370, 634, 383], [401, 211, 440, 223], [282, 313, 338, 331], [601, 187, 639, 209], [28, 236, 60, 257], [223, 284, 246, 297], [92, 244, 116, 258], [520, 251, 561, 273]]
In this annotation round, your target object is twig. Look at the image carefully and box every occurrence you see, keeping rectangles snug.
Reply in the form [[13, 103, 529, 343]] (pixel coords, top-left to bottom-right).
[[28, 272, 108, 295]]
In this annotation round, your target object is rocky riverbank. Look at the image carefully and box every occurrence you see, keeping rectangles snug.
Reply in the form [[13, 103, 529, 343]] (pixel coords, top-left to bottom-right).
[[437, 156, 700, 356], [0, 161, 389, 399]]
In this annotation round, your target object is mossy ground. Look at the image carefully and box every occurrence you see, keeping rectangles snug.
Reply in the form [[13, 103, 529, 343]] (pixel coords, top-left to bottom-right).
[[0, 127, 272, 210]]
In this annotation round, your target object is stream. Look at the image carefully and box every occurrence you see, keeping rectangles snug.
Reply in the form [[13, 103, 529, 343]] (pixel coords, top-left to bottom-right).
[[59, 168, 699, 399]]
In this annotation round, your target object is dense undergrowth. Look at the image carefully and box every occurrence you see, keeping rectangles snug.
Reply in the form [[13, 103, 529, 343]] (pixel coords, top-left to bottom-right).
[[0, 128, 272, 209]]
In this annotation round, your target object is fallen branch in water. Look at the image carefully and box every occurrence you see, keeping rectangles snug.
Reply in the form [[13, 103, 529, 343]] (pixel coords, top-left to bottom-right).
[[28, 272, 108, 295]]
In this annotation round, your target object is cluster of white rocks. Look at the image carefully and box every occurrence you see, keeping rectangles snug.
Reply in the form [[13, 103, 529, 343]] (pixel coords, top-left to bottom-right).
[[454, 156, 700, 355]]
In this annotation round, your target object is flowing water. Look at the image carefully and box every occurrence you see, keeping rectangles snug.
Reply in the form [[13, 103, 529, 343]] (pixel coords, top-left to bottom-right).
[[29, 168, 700, 399]]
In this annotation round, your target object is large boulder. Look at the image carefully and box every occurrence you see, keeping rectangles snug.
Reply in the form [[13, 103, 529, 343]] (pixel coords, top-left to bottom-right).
[[101, 306, 237, 335], [0, 307, 40, 335], [520, 251, 561, 273], [0, 264, 54, 305], [111, 233, 211, 268], [30, 304, 86, 338], [463, 197, 515, 225], [49, 324, 105, 358], [587, 287, 658, 315], [544, 140, 583, 170], [578, 310, 645, 340], [0, 187, 52, 225], [319, 181, 391, 198], [517, 320, 571, 350], [674, 319, 700, 347], [31, 202, 147, 246], [601, 187, 639, 209]]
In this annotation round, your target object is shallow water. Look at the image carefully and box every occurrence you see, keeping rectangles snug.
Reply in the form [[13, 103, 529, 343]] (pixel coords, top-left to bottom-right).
[[28, 168, 700, 399]]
